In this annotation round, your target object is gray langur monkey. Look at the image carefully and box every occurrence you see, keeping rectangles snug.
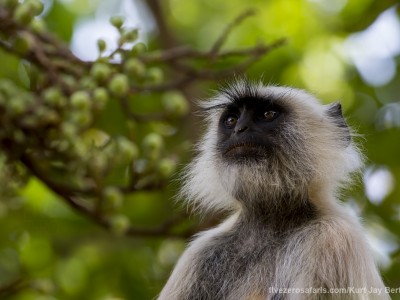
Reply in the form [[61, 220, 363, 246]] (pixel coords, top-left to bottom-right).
[[158, 81, 389, 300]]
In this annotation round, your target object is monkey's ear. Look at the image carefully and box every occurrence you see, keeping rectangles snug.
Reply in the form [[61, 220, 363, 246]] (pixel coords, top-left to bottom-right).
[[326, 102, 351, 144], [327, 102, 347, 128]]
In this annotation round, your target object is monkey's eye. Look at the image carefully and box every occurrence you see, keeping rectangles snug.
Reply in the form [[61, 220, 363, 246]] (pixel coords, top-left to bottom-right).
[[225, 116, 238, 127], [263, 110, 278, 121]]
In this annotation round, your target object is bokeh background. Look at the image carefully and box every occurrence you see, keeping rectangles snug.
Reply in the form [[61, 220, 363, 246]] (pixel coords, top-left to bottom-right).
[[0, 0, 399, 299]]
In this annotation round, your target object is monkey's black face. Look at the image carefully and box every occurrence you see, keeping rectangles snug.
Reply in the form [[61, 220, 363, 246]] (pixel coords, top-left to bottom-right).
[[217, 97, 286, 163]]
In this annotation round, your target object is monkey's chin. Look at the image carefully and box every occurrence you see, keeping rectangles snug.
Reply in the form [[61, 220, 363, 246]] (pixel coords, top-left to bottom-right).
[[223, 144, 268, 163]]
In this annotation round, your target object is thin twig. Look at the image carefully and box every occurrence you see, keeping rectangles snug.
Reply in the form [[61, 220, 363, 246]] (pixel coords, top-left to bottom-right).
[[139, 39, 286, 63], [209, 9, 256, 57]]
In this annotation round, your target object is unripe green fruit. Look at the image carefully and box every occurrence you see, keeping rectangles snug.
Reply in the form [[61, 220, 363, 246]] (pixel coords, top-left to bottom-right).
[[29, 19, 46, 33], [103, 187, 123, 209], [0, 79, 16, 96], [70, 111, 92, 127], [90, 63, 112, 83], [80, 77, 96, 89], [81, 128, 110, 148], [14, 3, 34, 25], [26, 0, 44, 16], [142, 133, 163, 152], [146, 67, 164, 84], [36, 107, 59, 125], [71, 140, 88, 158], [109, 214, 130, 235], [8, 98, 26, 115], [97, 39, 107, 53], [43, 87, 65, 107], [131, 42, 146, 56], [89, 153, 108, 174], [110, 16, 124, 29], [108, 74, 129, 97], [96, 57, 110, 64], [102, 141, 117, 159], [121, 29, 139, 43], [124, 58, 145, 77], [93, 87, 109, 110], [61, 123, 77, 140], [49, 139, 68, 152], [13, 34, 32, 55], [162, 91, 189, 117], [61, 75, 77, 90], [158, 158, 177, 178], [70, 91, 91, 110], [116, 137, 139, 162]]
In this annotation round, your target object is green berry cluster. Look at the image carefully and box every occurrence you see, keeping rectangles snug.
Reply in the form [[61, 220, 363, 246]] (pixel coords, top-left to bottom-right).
[[13, 0, 44, 25], [0, 4, 189, 236]]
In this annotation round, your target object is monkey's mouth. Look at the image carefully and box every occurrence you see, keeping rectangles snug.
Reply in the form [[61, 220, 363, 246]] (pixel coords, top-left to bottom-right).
[[223, 143, 267, 159]]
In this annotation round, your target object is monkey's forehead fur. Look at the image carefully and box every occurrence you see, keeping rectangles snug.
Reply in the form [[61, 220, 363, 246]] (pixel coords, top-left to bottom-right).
[[201, 81, 327, 116]]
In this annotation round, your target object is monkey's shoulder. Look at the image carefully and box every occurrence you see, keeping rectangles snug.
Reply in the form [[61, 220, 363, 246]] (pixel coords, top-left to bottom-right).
[[164, 214, 383, 300]]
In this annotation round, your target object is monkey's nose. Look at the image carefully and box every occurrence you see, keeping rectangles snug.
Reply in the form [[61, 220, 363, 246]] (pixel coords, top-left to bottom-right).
[[235, 126, 249, 134]]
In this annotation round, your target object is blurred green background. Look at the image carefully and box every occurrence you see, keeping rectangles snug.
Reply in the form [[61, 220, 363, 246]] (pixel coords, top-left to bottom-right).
[[0, 0, 399, 299]]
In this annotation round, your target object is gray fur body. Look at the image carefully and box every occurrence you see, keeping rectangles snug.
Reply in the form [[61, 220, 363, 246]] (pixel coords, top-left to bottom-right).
[[158, 82, 389, 300]]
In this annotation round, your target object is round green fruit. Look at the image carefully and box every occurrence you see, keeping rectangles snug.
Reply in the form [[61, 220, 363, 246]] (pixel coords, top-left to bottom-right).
[[162, 91, 189, 117], [108, 74, 129, 97], [110, 16, 124, 29], [70, 91, 91, 110]]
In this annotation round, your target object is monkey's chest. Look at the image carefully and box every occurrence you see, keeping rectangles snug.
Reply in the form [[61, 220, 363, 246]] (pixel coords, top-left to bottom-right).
[[187, 232, 278, 300]]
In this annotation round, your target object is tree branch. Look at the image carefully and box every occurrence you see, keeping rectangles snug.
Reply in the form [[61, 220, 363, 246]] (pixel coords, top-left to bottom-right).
[[0, 278, 27, 298], [19, 153, 192, 238], [146, 0, 179, 48]]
